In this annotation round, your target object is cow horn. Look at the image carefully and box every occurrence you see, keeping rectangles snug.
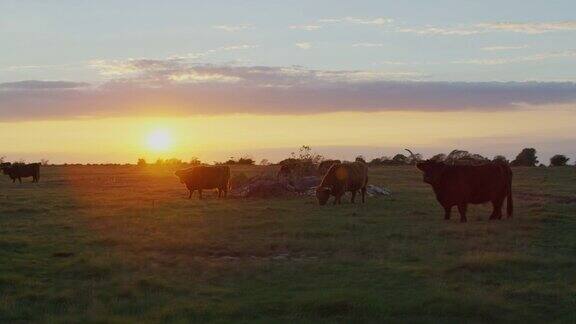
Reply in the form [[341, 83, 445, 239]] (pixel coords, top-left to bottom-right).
[[405, 149, 418, 167]]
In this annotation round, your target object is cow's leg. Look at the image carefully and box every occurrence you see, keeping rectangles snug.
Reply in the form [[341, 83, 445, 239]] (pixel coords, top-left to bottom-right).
[[444, 206, 452, 220], [188, 190, 192, 199], [198, 189, 203, 200], [18, 177, 21, 184], [490, 197, 504, 220], [457, 204, 468, 223], [217, 189, 222, 198], [361, 186, 366, 203], [350, 190, 357, 203]]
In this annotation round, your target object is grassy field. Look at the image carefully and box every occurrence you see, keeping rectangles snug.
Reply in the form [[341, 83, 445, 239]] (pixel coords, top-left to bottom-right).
[[0, 165, 575, 323]]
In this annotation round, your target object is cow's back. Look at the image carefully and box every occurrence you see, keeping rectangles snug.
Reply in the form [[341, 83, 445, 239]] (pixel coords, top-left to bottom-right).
[[444, 163, 510, 204], [320, 161, 367, 191], [190, 166, 230, 189]]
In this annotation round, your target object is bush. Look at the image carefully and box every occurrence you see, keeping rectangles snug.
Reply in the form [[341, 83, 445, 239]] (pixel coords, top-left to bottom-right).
[[230, 172, 249, 189], [550, 154, 569, 167], [511, 148, 538, 167]]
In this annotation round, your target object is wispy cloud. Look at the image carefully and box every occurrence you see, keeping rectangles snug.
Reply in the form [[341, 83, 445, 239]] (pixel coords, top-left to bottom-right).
[[319, 17, 393, 26], [396, 25, 482, 36], [289, 25, 322, 31], [398, 20, 576, 36], [477, 21, 576, 34], [0, 80, 90, 90], [454, 50, 576, 65], [295, 42, 312, 50], [481, 45, 528, 51], [212, 24, 253, 32]]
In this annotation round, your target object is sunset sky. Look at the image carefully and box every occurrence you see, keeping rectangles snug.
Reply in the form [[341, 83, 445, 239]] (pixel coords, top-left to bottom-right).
[[1, 0, 575, 164]]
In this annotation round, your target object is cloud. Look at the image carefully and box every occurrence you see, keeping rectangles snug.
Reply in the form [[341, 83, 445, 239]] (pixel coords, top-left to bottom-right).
[[397, 26, 481, 36], [319, 17, 393, 26], [353, 43, 384, 48], [213, 24, 253, 32], [289, 25, 322, 31], [0, 80, 90, 90], [481, 45, 528, 51], [398, 20, 576, 36], [477, 21, 576, 34], [295, 42, 312, 50], [454, 50, 576, 65], [2, 61, 576, 121]]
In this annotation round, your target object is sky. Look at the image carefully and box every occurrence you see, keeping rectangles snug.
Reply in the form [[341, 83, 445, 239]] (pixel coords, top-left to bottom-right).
[[0, 0, 575, 164]]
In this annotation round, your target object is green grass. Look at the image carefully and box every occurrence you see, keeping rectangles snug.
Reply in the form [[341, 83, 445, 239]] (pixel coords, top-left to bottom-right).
[[1, 165, 575, 322]]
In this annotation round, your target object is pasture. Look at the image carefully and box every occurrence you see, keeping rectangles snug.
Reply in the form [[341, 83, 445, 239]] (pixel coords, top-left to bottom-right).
[[0, 165, 575, 322]]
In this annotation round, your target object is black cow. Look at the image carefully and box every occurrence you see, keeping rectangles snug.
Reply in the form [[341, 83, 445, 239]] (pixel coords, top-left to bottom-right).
[[407, 149, 512, 222], [175, 166, 230, 199], [2, 163, 41, 183]]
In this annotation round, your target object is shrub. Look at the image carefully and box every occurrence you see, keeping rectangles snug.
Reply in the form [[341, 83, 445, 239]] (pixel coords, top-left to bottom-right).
[[511, 148, 538, 167], [550, 154, 569, 167]]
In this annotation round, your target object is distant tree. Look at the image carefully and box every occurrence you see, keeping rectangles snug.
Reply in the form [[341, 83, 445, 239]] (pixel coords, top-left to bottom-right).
[[223, 157, 237, 165], [40, 159, 50, 166], [368, 157, 383, 166], [391, 153, 409, 165], [511, 148, 538, 167], [492, 155, 509, 164], [155, 158, 164, 166], [550, 154, 569, 167], [292, 145, 323, 164], [237, 156, 255, 165], [0, 156, 5, 163], [137, 158, 147, 166], [189, 157, 201, 165], [260, 159, 271, 166], [355, 155, 366, 163]]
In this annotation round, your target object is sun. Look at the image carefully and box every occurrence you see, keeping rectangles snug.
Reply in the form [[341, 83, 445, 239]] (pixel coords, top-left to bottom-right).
[[146, 130, 172, 151]]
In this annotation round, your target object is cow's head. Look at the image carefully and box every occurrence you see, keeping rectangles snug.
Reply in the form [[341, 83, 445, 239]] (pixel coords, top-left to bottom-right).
[[416, 160, 447, 184], [174, 169, 192, 184], [316, 186, 331, 205], [406, 149, 447, 185]]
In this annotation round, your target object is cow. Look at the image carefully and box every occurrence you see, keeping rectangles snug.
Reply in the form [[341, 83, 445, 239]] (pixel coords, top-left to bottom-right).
[[175, 166, 230, 199], [316, 161, 368, 205], [317, 159, 341, 176], [1, 163, 40, 183], [406, 149, 513, 222]]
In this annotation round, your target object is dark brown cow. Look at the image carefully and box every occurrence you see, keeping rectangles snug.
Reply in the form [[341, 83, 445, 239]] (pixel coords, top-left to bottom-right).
[[317, 159, 341, 176], [406, 149, 513, 222], [2, 163, 40, 183], [175, 166, 230, 199], [316, 161, 368, 205]]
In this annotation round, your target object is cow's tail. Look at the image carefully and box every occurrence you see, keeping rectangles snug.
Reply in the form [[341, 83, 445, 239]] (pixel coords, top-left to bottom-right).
[[506, 171, 513, 218]]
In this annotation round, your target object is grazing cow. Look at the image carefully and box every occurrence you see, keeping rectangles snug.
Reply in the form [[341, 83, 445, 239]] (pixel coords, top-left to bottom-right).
[[2, 163, 40, 183], [406, 149, 513, 222], [175, 166, 230, 199], [316, 161, 368, 205], [317, 159, 341, 176]]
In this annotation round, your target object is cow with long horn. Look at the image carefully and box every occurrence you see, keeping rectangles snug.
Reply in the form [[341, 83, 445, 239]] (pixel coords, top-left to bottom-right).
[[406, 149, 513, 222]]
